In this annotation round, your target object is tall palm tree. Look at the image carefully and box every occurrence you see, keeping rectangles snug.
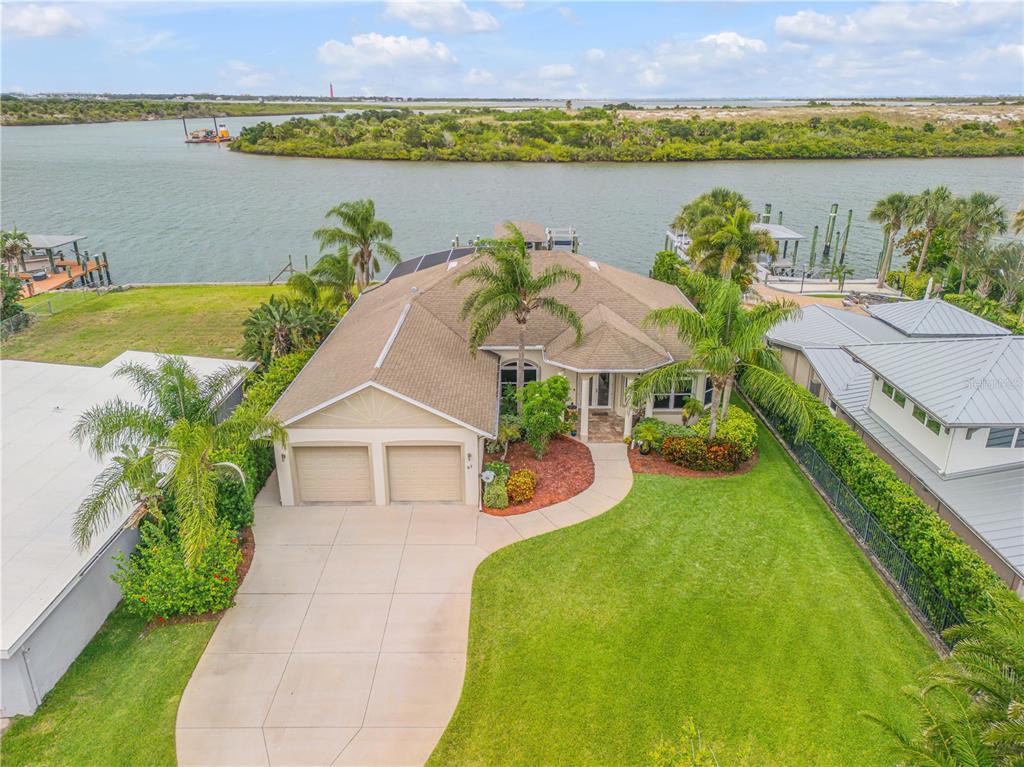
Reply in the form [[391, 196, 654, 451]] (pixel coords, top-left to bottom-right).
[[950, 192, 1008, 294], [72, 356, 285, 566], [688, 207, 776, 287], [314, 199, 399, 290], [906, 186, 953, 277], [627, 274, 811, 441], [455, 224, 583, 409], [288, 247, 357, 311], [672, 188, 751, 233], [1, 227, 31, 273], [869, 192, 912, 289]]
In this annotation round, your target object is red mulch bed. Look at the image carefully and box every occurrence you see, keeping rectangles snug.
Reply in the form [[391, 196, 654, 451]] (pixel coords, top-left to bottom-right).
[[484, 435, 595, 516], [154, 526, 256, 627], [628, 447, 758, 478]]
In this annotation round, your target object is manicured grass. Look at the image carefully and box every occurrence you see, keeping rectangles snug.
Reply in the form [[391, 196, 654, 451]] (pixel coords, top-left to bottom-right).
[[1, 607, 216, 767], [4, 285, 282, 366], [430, 412, 935, 766]]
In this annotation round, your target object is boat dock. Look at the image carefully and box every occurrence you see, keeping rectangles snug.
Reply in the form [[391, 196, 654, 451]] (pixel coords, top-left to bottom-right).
[[15, 234, 112, 298]]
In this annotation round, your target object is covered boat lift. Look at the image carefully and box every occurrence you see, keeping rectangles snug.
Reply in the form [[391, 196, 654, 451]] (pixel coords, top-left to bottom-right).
[[665, 221, 805, 269], [15, 235, 111, 297]]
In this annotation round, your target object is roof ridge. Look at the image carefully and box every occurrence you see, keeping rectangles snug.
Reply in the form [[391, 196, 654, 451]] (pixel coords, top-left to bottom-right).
[[947, 336, 1012, 422], [819, 306, 876, 343]]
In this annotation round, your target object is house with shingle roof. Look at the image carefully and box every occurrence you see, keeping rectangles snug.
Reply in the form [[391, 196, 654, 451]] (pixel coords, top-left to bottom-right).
[[270, 250, 699, 508], [767, 301, 1023, 596]]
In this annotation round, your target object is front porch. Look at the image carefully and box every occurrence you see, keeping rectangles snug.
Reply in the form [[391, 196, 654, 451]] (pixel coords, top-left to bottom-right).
[[584, 411, 627, 443]]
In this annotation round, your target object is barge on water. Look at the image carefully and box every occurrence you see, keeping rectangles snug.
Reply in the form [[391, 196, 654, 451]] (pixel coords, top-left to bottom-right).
[[182, 117, 233, 144]]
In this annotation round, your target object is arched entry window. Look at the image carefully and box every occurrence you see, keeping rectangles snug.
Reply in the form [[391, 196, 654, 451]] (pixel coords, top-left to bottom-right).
[[499, 360, 539, 390]]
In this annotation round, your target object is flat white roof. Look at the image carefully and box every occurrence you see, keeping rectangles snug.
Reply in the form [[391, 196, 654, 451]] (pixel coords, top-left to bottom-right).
[[1, 351, 254, 656]]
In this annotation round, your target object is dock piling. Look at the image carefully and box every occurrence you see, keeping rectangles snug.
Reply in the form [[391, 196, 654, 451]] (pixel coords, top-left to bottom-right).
[[808, 226, 819, 271], [838, 209, 852, 265]]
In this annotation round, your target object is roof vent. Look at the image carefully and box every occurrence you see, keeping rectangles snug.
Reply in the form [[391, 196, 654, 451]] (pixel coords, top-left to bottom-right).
[[447, 260, 459, 271], [588, 260, 600, 271], [410, 286, 418, 294]]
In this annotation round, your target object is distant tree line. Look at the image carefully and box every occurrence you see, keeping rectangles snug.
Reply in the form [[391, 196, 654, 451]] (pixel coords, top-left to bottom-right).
[[230, 108, 1024, 162]]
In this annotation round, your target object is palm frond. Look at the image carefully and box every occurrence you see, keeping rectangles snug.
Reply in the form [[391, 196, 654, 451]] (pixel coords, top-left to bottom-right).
[[740, 364, 812, 440], [626, 361, 698, 410], [72, 399, 168, 459], [536, 297, 582, 344]]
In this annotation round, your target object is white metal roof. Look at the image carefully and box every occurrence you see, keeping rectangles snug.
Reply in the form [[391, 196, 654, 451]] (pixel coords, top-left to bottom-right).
[[1, 351, 255, 656], [767, 305, 905, 350], [800, 347, 1023, 579], [753, 222, 805, 241], [866, 299, 1010, 338], [845, 336, 1024, 427]]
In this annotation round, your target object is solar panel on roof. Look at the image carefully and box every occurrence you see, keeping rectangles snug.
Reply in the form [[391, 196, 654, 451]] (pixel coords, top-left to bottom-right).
[[385, 246, 480, 282], [418, 250, 451, 270], [385, 258, 422, 281]]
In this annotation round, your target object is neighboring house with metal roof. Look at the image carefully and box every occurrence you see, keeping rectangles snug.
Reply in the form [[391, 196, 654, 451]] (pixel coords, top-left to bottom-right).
[[766, 302, 1023, 595], [270, 250, 698, 508]]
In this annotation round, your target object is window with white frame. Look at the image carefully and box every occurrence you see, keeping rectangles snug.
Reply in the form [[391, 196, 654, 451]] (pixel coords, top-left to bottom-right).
[[499, 360, 539, 390], [985, 426, 1024, 448], [912, 404, 942, 435], [881, 380, 907, 407], [654, 377, 693, 410]]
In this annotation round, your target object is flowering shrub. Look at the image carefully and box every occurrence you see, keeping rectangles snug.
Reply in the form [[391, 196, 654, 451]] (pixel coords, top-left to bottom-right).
[[506, 468, 537, 504], [632, 418, 695, 453], [483, 480, 509, 510], [662, 436, 744, 472], [693, 408, 758, 460], [113, 521, 242, 620]]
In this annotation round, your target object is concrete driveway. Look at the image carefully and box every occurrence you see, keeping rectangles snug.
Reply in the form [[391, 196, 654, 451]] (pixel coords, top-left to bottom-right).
[[176, 443, 631, 767]]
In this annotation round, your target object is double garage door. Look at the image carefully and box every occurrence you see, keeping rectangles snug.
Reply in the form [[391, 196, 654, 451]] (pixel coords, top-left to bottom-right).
[[293, 444, 463, 504]]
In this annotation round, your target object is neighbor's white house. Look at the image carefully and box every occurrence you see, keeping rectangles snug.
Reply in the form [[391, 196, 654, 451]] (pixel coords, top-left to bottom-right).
[[269, 241, 708, 509], [768, 300, 1024, 596]]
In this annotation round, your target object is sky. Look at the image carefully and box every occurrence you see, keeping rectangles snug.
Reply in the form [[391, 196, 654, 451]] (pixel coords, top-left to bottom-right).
[[2, 1, 1022, 98]]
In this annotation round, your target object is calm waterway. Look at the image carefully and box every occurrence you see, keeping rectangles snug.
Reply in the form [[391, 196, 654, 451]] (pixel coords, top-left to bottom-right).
[[2, 115, 1021, 283]]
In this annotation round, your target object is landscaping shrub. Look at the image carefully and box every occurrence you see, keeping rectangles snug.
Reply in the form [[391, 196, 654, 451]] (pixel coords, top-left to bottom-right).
[[662, 436, 744, 472], [747, 385, 1013, 616], [113, 521, 242, 621], [651, 250, 684, 285], [484, 460, 511, 484], [483, 480, 509, 510], [943, 292, 1024, 334], [520, 375, 571, 457], [632, 418, 696, 452], [884, 270, 932, 300], [693, 408, 758, 460], [507, 469, 537, 504]]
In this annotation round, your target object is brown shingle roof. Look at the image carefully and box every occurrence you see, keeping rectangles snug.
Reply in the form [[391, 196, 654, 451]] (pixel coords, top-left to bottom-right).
[[493, 221, 547, 244], [271, 250, 693, 435]]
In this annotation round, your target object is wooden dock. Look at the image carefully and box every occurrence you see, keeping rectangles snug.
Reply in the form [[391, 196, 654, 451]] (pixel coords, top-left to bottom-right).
[[18, 255, 111, 298]]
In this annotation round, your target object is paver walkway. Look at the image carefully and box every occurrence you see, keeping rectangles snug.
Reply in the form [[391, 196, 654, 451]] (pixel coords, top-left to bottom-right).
[[176, 442, 632, 767]]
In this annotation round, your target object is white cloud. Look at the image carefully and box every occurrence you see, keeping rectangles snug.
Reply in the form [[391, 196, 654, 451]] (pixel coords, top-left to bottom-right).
[[465, 67, 496, 85], [115, 31, 175, 56], [699, 32, 767, 58], [774, 10, 837, 41], [222, 60, 273, 90], [318, 33, 457, 84], [495, 1, 525, 9], [583, 47, 605, 63], [384, 1, 498, 34], [558, 6, 580, 25], [2, 4, 84, 38], [538, 63, 576, 80]]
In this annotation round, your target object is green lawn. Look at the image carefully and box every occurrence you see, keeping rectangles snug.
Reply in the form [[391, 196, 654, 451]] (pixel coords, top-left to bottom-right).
[[5, 285, 282, 366], [1, 607, 216, 767], [430, 413, 935, 766]]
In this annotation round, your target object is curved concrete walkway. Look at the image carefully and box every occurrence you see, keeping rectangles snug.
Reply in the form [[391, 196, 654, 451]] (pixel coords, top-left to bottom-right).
[[176, 442, 631, 767]]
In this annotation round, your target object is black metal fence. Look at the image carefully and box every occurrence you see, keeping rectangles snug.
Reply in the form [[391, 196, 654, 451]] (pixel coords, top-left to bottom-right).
[[760, 408, 963, 637]]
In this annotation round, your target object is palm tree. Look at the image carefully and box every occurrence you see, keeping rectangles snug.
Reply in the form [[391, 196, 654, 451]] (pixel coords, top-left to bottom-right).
[[906, 186, 953, 277], [626, 274, 811, 441], [288, 247, 357, 311], [314, 199, 399, 290], [455, 224, 583, 409], [1, 227, 31, 273], [672, 188, 751, 233], [72, 356, 285, 565], [1013, 205, 1024, 236], [865, 594, 1024, 766], [827, 261, 854, 292], [688, 207, 776, 288], [950, 192, 1008, 294], [869, 192, 912, 289], [987, 241, 1024, 314], [241, 295, 337, 366]]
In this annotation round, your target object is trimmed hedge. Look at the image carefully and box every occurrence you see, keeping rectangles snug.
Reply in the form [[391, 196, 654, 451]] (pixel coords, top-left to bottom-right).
[[662, 436, 744, 472], [942, 292, 1024, 334], [748, 386, 1013, 617], [884, 271, 932, 300], [632, 418, 696, 453], [693, 408, 758, 460]]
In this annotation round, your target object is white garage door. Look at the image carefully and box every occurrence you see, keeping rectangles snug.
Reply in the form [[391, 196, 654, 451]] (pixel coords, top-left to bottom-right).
[[294, 446, 372, 503], [387, 445, 463, 503]]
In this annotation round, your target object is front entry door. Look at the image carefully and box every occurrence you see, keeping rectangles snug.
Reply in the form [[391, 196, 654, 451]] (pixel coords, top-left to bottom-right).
[[589, 373, 611, 408]]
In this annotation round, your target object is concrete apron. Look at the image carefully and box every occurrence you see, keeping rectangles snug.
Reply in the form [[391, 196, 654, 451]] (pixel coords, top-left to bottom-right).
[[176, 442, 632, 767]]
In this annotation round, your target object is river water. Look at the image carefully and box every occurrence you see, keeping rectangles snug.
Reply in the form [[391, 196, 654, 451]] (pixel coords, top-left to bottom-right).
[[2, 115, 1021, 283]]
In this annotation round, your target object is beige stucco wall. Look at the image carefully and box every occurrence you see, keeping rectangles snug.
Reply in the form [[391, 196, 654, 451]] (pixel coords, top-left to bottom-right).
[[276, 386, 482, 507]]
